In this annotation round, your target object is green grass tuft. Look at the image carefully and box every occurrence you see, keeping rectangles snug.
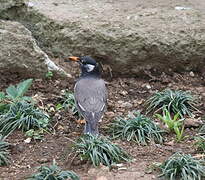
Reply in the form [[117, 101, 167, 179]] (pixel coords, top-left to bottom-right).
[[145, 89, 197, 117], [56, 91, 80, 118], [74, 134, 131, 167], [0, 101, 49, 136], [160, 152, 205, 180], [27, 162, 79, 180], [194, 136, 205, 152], [155, 108, 185, 142], [0, 135, 10, 166], [109, 112, 163, 145]]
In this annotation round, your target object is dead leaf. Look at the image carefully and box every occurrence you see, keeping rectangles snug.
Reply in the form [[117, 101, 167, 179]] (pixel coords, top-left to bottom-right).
[[76, 119, 86, 124]]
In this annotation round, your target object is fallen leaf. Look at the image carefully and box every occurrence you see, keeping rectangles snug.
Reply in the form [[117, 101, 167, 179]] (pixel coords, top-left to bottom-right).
[[76, 119, 86, 124]]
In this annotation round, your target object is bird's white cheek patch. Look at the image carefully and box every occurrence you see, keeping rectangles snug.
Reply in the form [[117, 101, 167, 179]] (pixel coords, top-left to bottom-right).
[[86, 64, 95, 72]]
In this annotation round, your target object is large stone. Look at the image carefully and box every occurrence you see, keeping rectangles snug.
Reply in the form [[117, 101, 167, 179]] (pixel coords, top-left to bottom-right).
[[0, 20, 68, 77], [0, 0, 25, 13], [1, 0, 205, 76]]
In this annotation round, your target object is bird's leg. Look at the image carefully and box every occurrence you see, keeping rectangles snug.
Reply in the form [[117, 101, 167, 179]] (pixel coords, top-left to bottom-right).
[[84, 122, 91, 134], [84, 122, 99, 135]]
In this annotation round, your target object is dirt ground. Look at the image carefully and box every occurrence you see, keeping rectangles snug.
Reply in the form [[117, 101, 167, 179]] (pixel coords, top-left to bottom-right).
[[0, 57, 205, 180]]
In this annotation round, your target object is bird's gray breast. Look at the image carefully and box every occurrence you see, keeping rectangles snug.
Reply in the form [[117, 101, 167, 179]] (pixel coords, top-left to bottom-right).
[[74, 78, 107, 114]]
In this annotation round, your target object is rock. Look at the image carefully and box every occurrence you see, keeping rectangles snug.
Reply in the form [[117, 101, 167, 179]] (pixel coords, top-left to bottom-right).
[[190, 71, 195, 77], [105, 111, 115, 118], [0, 0, 25, 14], [184, 118, 203, 128], [1, 0, 205, 76], [24, 138, 32, 144], [117, 101, 133, 108], [121, 102, 133, 108], [164, 140, 175, 146], [142, 83, 152, 89], [0, 20, 69, 78]]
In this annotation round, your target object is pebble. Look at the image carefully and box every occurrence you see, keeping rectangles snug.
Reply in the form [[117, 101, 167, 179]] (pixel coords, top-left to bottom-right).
[[146, 84, 151, 89], [185, 118, 203, 128], [142, 83, 151, 89], [24, 138, 32, 144], [190, 71, 195, 77], [119, 90, 128, 96], [121, 102, 133, 108], [105, 111, 115, 118]]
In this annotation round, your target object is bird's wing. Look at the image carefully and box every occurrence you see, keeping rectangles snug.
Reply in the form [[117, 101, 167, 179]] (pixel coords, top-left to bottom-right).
[[74, 78, 107, 120]]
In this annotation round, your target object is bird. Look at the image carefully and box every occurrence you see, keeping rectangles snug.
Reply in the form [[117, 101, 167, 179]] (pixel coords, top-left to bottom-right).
[[66, 56, 107, 135]]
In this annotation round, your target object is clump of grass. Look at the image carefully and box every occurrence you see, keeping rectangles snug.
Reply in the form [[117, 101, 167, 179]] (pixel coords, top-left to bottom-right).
[[27, 161, 79, 180], [56, 91, 80, 117], [145, 89, 197, 117], [155, 108, 185, 142], [109, 112, 163, 145], [194, 136, 205, 152], [74, 134, 131, 167], [0, 135, 10, 166], [0, 79, 50, 137], [160, 152, 205, 180], [199, 124, 205, 134], [0, 101, 49, 136]]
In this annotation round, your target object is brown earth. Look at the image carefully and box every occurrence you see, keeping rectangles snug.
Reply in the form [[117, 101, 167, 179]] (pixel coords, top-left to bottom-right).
[[0, 57, 205, 180]]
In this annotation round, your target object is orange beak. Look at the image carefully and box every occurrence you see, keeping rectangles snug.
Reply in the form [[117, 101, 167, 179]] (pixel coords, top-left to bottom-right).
[[68, 56, 80, 62]]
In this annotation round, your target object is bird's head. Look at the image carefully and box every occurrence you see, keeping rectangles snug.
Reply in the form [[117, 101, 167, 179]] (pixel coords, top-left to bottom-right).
[[66, 56, 101, 77]]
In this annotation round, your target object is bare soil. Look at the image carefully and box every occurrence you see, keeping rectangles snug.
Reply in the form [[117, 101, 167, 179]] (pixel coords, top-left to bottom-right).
[[0, 57, 205, 180]]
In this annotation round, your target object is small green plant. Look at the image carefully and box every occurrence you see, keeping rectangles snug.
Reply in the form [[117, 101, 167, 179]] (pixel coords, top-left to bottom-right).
[[194, 136, 205, 152], [109, 112, 163, 145], [25, 128, 47, 140], [56, 91, 80, 117], [27, 161, 79, 180], [160, 152, 205, 180], [74, 134, 131, 167], [146, 89, 197, 117], [0, 101, 49, 136], [45, 71, 54, 79], [0, 135, 10, 166], [155, 108, 185, 142], [5, 79, 33, 102], [174, 125, 185, 142], [0, 79, 33, 115]]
